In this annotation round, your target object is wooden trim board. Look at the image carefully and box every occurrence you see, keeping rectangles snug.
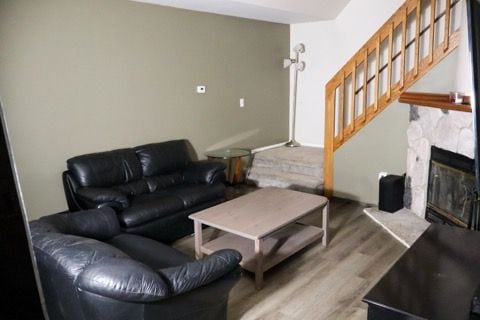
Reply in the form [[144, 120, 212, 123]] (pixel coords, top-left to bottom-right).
[[399, 91, 472, 112], [202, 223, 324, 273]]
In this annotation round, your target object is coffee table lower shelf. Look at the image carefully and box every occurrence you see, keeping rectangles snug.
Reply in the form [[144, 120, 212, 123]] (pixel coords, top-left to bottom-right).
[[201, 223, 324, 276]]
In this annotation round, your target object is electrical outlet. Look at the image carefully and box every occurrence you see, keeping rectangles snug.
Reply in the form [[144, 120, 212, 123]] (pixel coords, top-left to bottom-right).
[[196, 85, 206, 94], [378, 172, 388, 180]]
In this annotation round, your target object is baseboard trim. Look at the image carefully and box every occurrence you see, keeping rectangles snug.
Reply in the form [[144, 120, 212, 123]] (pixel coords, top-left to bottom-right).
[[299, 142, 324, 148], [251, 142, 289, 153], [251, 141, 324, 153]]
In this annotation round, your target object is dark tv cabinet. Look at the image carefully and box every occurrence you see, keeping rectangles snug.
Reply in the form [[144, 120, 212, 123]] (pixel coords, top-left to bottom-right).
[[363, 223, 480, 320]]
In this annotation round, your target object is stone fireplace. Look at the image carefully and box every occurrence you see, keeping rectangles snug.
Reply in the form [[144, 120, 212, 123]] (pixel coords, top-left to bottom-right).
[[405, 105, 475, 218]]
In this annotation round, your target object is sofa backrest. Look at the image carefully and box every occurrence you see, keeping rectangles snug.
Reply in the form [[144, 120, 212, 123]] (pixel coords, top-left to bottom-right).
[[30, 208, 127, 320], [31, 207, 122, 240], [67, 148, 143, 188], [134, 140, 191, 177], [30, 208, 170, 320]]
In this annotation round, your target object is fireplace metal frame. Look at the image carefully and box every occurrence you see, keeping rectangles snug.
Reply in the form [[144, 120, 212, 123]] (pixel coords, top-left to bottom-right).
[[426, 146, 476, 228], [467, 0, 480, 230]]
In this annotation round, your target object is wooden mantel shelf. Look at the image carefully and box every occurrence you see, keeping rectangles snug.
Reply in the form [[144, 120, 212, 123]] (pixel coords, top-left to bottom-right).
[[399, 92, 472, 113]]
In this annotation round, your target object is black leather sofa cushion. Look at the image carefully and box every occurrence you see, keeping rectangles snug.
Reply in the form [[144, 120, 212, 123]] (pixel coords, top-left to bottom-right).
[[76, 257, 170, 303], [183, 160, 227, 184], [67, 149, 143, 188], [118, 194, 185, 228], [107, 233, 192, 269], [76, 187, 130, 210], [122, 198, 224, 243], [145, 173, 183, 192], [165, 183, 226, 207], [113, 179, 149, 197], [135, 140, 191, 177]]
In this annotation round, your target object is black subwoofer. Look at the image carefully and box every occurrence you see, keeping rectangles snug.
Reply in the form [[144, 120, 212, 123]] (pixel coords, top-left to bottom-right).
[[379, 174, 405, 213]]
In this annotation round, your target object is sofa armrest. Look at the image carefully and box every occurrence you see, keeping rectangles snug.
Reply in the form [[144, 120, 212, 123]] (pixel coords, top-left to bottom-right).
[[76, 187, 129, 210], [183, 160, 226, 185], [63, 171, 84, 211], [158, 249, 241, 296], [76, 257, 170, 303]]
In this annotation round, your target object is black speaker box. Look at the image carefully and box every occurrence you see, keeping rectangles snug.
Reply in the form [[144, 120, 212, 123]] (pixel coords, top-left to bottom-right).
[[379, 174, 405, 213]]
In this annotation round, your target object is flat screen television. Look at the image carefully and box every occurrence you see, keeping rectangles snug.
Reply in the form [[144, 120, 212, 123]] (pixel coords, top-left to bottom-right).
[[467, 0, 480, 230]]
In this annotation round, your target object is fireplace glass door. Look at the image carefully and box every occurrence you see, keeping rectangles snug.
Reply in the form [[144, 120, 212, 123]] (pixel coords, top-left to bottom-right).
[[426, 146, 476, 228]]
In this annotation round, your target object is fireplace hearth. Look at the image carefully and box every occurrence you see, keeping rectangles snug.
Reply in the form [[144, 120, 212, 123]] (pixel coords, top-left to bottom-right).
[[426, 146, 476, 227]]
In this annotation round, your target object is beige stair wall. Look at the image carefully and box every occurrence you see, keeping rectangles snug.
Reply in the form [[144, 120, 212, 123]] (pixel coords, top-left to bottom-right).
[[334, 103, 409, 204]]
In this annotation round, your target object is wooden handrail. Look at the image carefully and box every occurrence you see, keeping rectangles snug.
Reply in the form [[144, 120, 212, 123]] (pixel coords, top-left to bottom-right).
[[324, 0, 462, 197]]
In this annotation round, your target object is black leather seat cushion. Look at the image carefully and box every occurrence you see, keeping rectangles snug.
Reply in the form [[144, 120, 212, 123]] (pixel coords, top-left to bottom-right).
[[163, 183, 226, 207], [118, 194, 185, 228], [107, 233, 192, 269]]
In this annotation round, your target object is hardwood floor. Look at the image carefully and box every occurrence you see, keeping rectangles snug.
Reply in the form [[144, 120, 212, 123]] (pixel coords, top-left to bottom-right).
[[173, 197, 407, 320]]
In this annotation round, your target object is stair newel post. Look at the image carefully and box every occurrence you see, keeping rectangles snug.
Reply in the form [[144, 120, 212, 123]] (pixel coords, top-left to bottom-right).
[[324, 81, 336, 198]]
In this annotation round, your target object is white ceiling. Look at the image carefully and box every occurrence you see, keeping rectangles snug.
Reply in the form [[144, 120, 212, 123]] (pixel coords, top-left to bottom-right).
[[132, 0, 352, 24]]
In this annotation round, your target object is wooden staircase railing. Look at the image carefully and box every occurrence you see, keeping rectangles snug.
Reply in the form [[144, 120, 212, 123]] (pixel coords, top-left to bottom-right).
[[324, 0, 463, 197]]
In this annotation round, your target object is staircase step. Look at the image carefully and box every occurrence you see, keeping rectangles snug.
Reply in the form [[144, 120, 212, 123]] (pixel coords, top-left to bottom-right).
[[253, 146, 323, 167], [251, 158, 323, 177], [247, 167, 324, 194], [251, 146, 324, 177]]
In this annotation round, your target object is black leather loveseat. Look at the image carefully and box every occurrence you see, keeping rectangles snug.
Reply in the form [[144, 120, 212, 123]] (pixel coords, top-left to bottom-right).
[[30, 207, 242, 320], [63, 140, 226, 242]]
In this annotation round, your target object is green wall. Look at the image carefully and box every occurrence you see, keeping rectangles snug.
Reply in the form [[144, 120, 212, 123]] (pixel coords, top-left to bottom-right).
[[0, 0, 290, 219]]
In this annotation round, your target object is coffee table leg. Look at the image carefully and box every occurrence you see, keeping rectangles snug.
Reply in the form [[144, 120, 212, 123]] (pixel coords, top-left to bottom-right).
[[194, 220, 203, 259], [254, 239, 264, 290], [322, 202, 329, 246]]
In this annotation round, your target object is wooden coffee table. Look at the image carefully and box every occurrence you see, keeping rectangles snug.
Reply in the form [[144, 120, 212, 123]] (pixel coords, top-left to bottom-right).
[[189, 187, 329, 289]]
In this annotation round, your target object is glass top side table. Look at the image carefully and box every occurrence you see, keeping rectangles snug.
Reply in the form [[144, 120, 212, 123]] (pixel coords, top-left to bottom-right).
[[205, 148, 251, 184]]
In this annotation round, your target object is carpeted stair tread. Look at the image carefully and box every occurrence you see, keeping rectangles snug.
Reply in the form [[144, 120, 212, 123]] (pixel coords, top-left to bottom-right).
[[251, 158, 323, 177], [246, 146, 324, 194], [247, 167, 323, 193], [253, 146, 323, 169]]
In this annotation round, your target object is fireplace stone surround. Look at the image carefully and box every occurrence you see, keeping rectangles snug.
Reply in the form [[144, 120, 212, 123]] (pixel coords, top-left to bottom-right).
[[405, 105, 474, 217]]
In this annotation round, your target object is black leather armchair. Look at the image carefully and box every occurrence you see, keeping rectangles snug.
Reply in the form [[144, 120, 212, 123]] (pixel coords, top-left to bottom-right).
[[30, 208, 242, 320], [63, 140, 227, 242]]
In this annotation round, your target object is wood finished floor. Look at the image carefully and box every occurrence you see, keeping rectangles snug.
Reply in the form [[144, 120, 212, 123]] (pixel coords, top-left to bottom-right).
[[173, 197, 407, 320]]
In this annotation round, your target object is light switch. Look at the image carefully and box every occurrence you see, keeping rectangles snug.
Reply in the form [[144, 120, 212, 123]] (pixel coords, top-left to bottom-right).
[[240, 98, 245, 108]]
